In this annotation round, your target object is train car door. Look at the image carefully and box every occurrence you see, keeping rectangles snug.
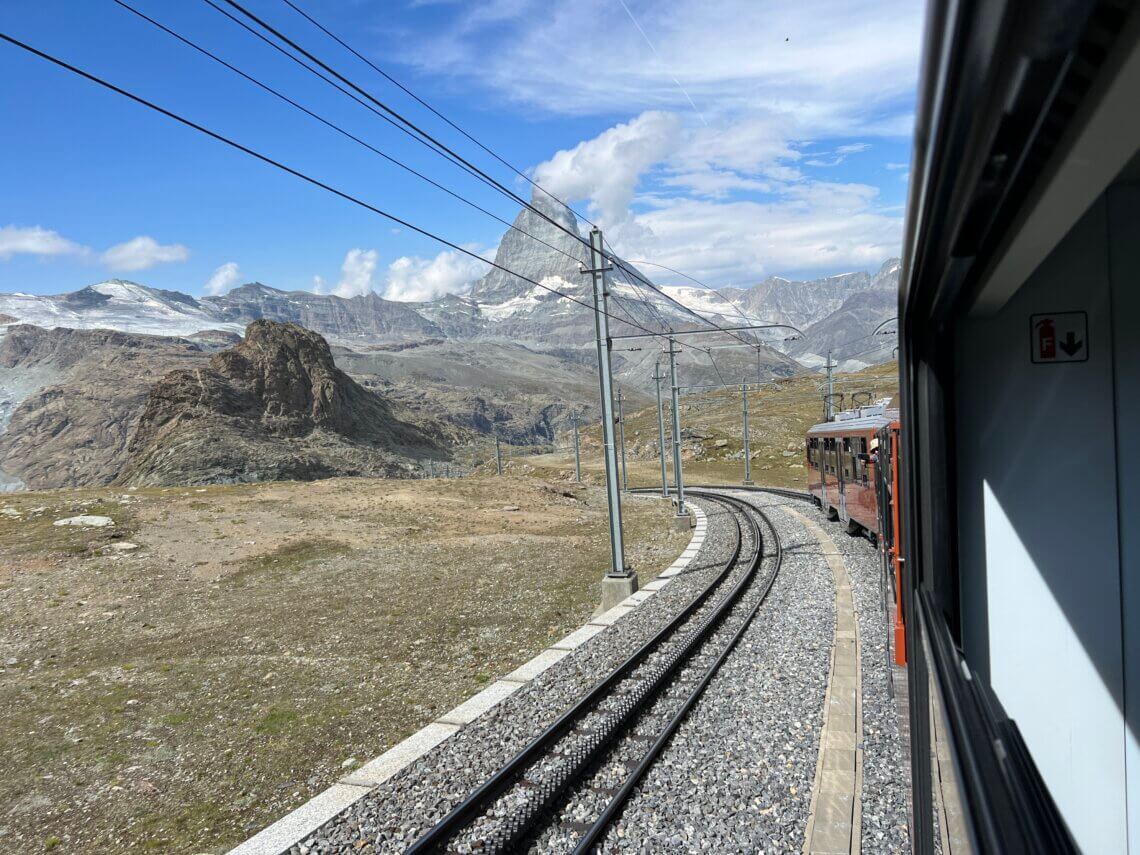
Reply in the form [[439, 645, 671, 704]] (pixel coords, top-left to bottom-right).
[[837, 437, 849, 523], [820, 437, 831, 511]]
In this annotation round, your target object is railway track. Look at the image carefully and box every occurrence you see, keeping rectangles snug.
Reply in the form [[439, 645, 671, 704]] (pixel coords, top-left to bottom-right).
[[667, 484, 815, 503], [404, 491, 783, 854]]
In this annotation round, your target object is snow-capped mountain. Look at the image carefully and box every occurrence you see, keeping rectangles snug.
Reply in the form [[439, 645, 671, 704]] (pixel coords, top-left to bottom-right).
[[648, 260, 899, 367], [0, 195, 896, 370], [0, 280, 244, 338]]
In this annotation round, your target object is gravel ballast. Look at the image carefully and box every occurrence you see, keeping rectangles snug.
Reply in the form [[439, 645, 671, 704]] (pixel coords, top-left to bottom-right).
[[566, 492, 833, 853], [290, 490, 911, 854]]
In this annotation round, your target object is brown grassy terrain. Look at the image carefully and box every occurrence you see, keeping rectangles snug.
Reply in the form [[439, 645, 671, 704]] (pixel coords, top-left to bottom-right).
[[0, 476, 689, 853], [517, 362, 900, 490]]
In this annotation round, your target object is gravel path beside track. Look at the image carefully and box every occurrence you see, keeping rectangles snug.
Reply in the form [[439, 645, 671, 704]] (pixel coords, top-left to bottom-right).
[[293, 497, 739, 854], [822, 501, 912, 852]]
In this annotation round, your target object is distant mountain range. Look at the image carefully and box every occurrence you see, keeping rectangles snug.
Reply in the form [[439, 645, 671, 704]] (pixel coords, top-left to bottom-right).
[[0, 195, 898, 369], [0, 195, 898, 490]]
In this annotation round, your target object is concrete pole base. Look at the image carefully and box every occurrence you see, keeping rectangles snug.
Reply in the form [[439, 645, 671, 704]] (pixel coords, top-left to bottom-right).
[[742, 479, 755, 486], [672, 512, 694, 532], [601, 573, 639, 611]]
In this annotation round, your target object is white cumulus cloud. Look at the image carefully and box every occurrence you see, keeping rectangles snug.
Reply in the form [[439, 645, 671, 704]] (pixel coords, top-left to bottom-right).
[[101, 236, 189, 272], [334, 248, 379, 297], [383, 250, 485, 302], [0, 225, 88, 260], [204, 262, 241, 296], [402, 0, 922, 137], [533, 111, 682, 222]]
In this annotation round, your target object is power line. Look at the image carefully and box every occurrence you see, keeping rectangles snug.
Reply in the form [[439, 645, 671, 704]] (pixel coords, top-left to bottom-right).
[[276, 0, 599, 231], [118, 0, 709, 358], [624, 258, 792, 341], [600, 237, 760, 348], [199, 0, 538, 215], [609, 263, 675, 335], [0, 30, 733, 359], [110, 0, 593, 283], [211, 0, 764, 350], [0, 31, 637, 335], [211, 0, 599, 258]]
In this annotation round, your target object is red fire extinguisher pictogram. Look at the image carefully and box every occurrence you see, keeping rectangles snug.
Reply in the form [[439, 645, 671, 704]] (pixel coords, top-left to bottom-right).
[[1036, 318, 1056, 360]]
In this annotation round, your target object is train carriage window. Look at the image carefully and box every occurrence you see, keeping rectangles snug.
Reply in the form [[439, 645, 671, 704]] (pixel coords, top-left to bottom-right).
[[853, 437, 868, 483]]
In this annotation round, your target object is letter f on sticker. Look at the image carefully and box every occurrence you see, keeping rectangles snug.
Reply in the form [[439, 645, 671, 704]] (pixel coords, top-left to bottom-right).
[[1036, 318, 1056, 360]]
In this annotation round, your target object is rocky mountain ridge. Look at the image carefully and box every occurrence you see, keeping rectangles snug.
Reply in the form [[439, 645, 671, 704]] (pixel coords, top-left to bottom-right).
[[0, 196, 897, 368], [116, 321, 441, 486]]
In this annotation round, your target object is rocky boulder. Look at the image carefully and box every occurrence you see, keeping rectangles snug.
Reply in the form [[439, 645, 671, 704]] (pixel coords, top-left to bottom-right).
[[115, 321, 442, 486]]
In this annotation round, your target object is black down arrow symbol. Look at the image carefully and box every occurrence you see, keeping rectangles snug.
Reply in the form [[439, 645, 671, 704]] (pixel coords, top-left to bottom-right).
[[1060, 331, 1083, 356]]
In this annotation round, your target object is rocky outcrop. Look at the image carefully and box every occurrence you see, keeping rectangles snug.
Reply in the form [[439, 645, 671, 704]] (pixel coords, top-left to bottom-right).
[[114, 321, 442, 486], [0, 326, 211, 489]]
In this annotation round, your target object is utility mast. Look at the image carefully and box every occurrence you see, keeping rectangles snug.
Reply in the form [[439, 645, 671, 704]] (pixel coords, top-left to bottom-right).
[[581, 229, 634, 604], [494, 434, 503, 475], [742, 383, 754, 486], [570, 413, 582, 483], [617, 388, 628, 491], [652, 361, 668, 497], [825, 349, 836, 421], [665, 336, 688, 524]]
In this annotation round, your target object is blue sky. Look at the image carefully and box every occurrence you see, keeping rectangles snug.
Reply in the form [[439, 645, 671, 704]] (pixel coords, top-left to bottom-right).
[[0, 0, 923, 300]]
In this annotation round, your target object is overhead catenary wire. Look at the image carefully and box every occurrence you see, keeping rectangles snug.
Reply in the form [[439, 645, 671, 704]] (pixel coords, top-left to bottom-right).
[[276, 0, 599, 231], [616, 264, 677, 334], [0, 32, 632, 334], [602, 237, 761, 348], [209, 0, 764, 349], [109, 0, 594, 277], [113, 0, 683, 348], [0, 30, 733, 358], [199, 0, 552, 218], [212, 0, 593, 253], [626, 258, 795, 341]]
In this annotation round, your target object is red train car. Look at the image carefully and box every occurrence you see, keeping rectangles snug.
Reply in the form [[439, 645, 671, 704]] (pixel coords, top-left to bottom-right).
[[805, 404, 905, 664]]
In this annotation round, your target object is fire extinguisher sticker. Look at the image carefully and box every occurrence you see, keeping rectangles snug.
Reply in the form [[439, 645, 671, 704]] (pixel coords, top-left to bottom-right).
[[1030, 312, 1089, 364]]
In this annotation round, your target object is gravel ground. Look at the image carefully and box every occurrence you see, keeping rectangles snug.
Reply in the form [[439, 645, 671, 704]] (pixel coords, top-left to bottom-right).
[[819, 498, 912, 852], [555, 492, 834, 853], [294, 497, 741, 854]]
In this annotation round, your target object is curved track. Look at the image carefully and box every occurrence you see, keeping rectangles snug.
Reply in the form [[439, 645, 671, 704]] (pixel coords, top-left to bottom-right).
[[405, 491, 783, 854]]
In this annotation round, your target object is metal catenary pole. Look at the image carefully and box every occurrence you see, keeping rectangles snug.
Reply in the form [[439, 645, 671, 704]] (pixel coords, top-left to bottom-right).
[[653, 361, 668, 497], [742, 383, 754, 486], [494, 434, 503, 475], [582, 228, 628, 577], [825, 349, 836, 421], [617, 388, 629, 491], [666, 336, 686, 517], [571, 413, 582, 483]]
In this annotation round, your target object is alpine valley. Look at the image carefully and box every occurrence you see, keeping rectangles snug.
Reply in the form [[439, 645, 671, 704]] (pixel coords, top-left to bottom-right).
[[0, 197, 899, 490]]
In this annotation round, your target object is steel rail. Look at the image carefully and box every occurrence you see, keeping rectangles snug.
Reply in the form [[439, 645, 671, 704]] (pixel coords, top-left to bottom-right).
[[473, 497, 765, 852], [405, 496, 749, 853], [573, 490, 783, 852], [632, 485, 814, 503]]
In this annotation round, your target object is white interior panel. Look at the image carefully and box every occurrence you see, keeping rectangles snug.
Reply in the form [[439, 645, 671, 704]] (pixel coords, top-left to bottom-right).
[[954, 195, 1126, 853]]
